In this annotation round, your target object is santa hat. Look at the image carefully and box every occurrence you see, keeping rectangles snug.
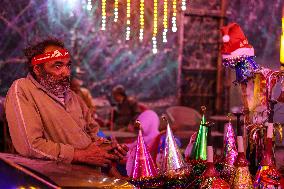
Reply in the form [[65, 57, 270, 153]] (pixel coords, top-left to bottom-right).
[[221, 23, 254, 59]]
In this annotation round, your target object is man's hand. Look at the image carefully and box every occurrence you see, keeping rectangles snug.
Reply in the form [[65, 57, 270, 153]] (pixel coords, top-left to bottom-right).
[[73, 143, 118, 167], [110, 136, 129, 160]]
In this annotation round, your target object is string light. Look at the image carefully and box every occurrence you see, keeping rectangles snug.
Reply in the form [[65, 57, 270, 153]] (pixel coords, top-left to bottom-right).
[[87, 0, 92, 11], [139, 0, 144, 41], [172, 0, 177, 32], [126, 0, 131, 40], [281, 9, 284, 64], [152, 0, 158, 53], [114, 0, 118, 22], [101, 0, 106, 30], [163, 0, 168, 43], [181, 0, 187, 11]]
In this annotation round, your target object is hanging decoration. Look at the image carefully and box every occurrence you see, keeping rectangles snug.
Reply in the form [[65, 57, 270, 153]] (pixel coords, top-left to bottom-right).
[[163, 0, 168, 43], [139, 0, 144, 41], [126, 0, 131, 40], [181, 0, 187, 11], [152, 0, 158, 54], [101, 0, 106, 30], [87, 0, 92, 11], [280, 7, 284, 65], [171, 0, 178, 32], [114, 0, 119, 22]]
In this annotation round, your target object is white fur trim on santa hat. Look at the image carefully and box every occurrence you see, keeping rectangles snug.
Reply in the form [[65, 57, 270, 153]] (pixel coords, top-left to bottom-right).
[[222, 35, 230, 43], [222, 47, 255, 59]]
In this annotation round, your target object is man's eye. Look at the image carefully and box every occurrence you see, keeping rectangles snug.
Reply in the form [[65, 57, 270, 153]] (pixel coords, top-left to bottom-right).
[[55, 65, 61, 69]]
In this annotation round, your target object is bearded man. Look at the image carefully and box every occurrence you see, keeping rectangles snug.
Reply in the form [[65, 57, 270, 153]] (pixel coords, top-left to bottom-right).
[[5, 38, 128, 168]]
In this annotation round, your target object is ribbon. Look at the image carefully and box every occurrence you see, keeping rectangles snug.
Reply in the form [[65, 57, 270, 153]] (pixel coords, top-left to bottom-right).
[[31, 49, 70, 65]]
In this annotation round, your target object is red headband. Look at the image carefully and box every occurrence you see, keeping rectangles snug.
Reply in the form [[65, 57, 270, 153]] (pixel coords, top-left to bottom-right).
[[31, 49, 70, 66]]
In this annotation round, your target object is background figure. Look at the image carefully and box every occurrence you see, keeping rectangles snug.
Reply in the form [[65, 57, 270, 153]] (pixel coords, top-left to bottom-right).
[[125, 110, 160, 176], [111, 85, 147, 131]]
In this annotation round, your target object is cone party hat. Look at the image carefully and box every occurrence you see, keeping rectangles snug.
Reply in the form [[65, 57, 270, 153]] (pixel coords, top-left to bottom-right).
[[219, 114, 238, 185], [254, 100, 281, 188], [232, 111, 253, 189], [161, 116, 190, 188], [129, 121, 162, 188], [199, 122, 230, 189]]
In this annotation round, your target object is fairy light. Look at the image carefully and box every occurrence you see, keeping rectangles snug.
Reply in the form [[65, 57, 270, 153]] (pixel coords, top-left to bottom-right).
[[172, 0, 177, 32], [87, 0, 92, 11], [163, 0, 168, 43], [101, 0, 106, 30], [281, 7, 284, 64], [114, 0, 118, 22], [126, 0, 131, 40], [139, 0, 144, 41], [152, 0, 158, 53], [181, 0, 187, 11]]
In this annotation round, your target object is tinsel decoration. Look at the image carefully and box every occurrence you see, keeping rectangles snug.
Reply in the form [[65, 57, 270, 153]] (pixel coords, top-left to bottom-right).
[[161, 117, 191, 188], [222, 55, 259, 84], [129, 121, 163, 188], [219, 117, 238, 185]]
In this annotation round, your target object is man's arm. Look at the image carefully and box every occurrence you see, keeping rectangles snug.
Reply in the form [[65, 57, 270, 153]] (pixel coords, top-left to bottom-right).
[[5, 80, 74, 163]]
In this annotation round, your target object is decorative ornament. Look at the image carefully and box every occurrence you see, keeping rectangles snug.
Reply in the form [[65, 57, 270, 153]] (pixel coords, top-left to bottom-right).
[[114, 0, 119, 22], [171, 0, 177, 32], [152, 0, 158, 54], [87, 0, 92, 11], [181, 0, 187, 11], [161, 117, 191, 188], [163, 0, 168, 43], [139, 0, 144, 41], [129, 121, 163, 188], [126, 0, 131, 40], [101, 0, 106, 30]]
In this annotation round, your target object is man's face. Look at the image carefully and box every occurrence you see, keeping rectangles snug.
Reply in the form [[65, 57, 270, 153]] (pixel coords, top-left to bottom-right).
[[34, 45, 72, 96]]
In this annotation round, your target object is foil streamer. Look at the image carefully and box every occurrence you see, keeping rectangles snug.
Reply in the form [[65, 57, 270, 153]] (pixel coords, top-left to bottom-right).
[[190, 115, 208, 161], [200, 177, 230, 189], [254, 165, 281, 188], [161, 123, 187, 174], [131, 130, 158, 180], [223, 122, 238, 165], [233, 166, 253, 189], [222, 55, 260, 84]]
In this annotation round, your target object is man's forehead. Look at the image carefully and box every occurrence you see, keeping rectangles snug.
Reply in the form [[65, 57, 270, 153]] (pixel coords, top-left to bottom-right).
[[44, 45, 64, 53]]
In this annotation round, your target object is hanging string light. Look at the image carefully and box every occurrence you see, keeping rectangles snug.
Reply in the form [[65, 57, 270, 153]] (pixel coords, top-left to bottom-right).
[[280, 7, 284, 65], [87, 0, 92, 11], [126, 0, 131, 40], [181, 0, 187, 11], [172, 0, 177, 32], [101, 0, 106, 30], [152, 0, 158, 53], [139, 0, 145, 41], [163, 0, 168, 43], [114, 0, 119, 22]]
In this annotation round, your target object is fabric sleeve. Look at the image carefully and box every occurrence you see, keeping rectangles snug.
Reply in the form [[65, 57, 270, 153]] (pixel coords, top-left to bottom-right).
[[5, 80, 74, 163]]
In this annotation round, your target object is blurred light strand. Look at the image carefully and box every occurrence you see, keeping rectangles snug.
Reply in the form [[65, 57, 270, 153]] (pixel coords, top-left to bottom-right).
[[126, 0, 131, 40], [139, 0, 144, 41], [172, 0, 177, 32], [114, 0, 118, 22], [152, 0, 158, 53], [163, 0, 168, 43], [101, 0, 106, 30]]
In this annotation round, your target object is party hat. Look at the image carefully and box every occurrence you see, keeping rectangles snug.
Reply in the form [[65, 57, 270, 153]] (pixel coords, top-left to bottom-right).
[[199, 122, 230, 189], [254, 100, 281, 188], [190, 106, 208, 161], [161, 117, 190, 188], [232, 111, 253, 189], [219, 114, 238, 185], [129, 121, 162, 188]]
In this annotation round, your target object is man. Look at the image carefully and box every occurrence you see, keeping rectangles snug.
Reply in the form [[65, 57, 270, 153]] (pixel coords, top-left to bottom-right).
[[111, 85, 147, 131], [5, 38, 127, 168]]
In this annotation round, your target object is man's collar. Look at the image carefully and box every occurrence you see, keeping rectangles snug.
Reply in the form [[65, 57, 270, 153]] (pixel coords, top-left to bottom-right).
[[27, 73, 72, 106]]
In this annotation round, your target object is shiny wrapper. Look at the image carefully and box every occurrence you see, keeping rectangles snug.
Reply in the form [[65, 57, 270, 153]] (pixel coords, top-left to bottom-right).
[[254, 165, 281, 188], [190, 115, 208, 161], [220, 163, 236, 186], [233, 166, 253, 189], [130, 130, 159, 185], [200, 177, 230, 189], [223, 122, 238, 165]]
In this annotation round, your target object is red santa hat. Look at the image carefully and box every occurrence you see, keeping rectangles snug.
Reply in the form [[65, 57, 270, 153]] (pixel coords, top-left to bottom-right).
[[221, 22, 254, 59]]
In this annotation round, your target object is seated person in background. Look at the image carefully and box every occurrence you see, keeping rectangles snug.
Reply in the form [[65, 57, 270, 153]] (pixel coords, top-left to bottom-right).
[[4, 38, 128, 172], [111, 85, 147, 131]]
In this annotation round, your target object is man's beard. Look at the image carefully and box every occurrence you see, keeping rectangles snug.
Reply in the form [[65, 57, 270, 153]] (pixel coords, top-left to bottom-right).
[[37, 69, 70, 97]]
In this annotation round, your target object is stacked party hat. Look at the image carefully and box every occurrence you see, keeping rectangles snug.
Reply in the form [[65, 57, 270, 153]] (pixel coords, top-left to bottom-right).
[[232, 111, 253, 189], [219, 114, 238, 185], [254, 100, 281, 188], [160, 117, 191, 188], [199, 122, 230, 189], [129, 121, 162, 188]]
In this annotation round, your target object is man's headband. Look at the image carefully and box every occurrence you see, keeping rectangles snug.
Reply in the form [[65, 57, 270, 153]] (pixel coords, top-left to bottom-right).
[[31, 49, 70, 66]]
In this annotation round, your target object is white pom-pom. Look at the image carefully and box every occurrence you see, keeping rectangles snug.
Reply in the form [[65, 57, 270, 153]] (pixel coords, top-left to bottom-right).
[[223, 35, 230, 42]]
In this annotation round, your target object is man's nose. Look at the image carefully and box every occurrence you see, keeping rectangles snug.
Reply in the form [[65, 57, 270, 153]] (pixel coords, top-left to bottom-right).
[[62, 66, 71, 77]]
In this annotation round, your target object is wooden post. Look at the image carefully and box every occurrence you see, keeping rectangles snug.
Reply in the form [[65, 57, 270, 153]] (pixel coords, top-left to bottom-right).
[[215, 0, 228, 113]]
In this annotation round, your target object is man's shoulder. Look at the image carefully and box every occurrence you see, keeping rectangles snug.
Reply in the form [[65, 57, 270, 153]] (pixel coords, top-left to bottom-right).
[[9, 77, 30, 91]]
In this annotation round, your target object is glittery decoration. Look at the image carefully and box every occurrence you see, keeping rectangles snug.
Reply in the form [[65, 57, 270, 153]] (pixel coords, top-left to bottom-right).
[[233, 166, 253, 189], [220, 164, 236, 186], [222, 55, 259, 84], [254, 165, 281, 188], [190, 114, 208, 160], [129, 130, 163, 188], [223, 122, 238, 165], [200, 177, 230, 189]]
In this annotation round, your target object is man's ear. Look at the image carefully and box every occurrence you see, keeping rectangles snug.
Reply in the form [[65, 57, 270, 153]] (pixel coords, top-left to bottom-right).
[[33, 65, 41, 76]]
